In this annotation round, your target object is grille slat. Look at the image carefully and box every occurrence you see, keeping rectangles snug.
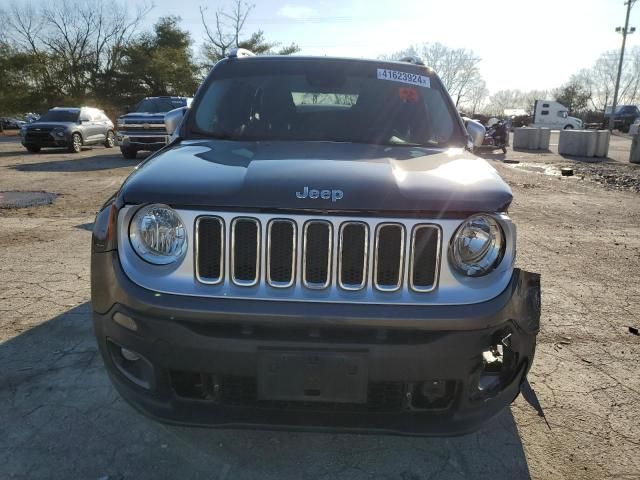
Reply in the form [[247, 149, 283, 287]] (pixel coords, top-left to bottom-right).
[[231, 218, 260, 286], [267, 220, 296, 287], [195, 217, 224, 284], [195, 215, 440, 296], [303, 221, 332, 289], [410, 226, 440, 292], [339, 222, 368, 290], [374, 224, 405, 291]]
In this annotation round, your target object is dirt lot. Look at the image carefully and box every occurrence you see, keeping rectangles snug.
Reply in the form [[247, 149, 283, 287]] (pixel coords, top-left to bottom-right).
[[0, 135, 639, 480]]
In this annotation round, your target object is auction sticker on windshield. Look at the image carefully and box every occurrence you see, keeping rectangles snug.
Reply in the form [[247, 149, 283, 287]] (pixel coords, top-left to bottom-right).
[[377, 69, 430, 88]]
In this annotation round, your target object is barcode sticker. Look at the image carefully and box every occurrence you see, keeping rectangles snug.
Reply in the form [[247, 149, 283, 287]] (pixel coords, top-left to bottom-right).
[[377, 69, 430, 88]]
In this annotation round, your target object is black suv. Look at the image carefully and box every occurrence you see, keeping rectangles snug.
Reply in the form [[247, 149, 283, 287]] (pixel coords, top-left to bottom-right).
[[21, 107, 115, 153], [91, 51, 540, 435]]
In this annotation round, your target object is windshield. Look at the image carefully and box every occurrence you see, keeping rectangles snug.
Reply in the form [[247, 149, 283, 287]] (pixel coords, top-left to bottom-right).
[[134, 98, 187, 113], [38, 110, 79, 122], [191, 61, 464, 147]]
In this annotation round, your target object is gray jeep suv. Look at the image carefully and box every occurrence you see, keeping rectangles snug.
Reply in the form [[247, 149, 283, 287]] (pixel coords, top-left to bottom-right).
[[21, 107, 115, 153], [91, 51, 540, 435]]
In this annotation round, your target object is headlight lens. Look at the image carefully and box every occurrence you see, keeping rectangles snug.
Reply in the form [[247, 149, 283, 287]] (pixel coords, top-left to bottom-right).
[[449, 214, 505, 277], [53, 128, 65, 137], [129, 204, 187, 265]]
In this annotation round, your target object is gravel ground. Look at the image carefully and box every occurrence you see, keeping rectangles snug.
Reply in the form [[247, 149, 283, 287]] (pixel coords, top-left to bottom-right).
[[0, 138, 639, 480]]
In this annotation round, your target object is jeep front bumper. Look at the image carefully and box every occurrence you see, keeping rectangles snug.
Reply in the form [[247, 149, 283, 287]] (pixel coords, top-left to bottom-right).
[[92, 251, 540, 436]]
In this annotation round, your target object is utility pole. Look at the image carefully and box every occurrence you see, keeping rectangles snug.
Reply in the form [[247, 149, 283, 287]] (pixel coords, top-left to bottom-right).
[[609, 0, 637, 131]]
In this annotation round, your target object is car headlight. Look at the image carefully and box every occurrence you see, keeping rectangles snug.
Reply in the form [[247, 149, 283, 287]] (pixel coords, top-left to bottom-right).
[[449, 214, 505, 277], [129, 204, 187, 265], [53, 128, 65, 137]]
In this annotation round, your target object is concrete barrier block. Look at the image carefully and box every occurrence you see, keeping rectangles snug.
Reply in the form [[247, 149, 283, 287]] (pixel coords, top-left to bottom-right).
[[629, 123, 640, 136], [513, 127, 550, 150], [558, 130, 583, 155], [513, 128, 530, 149], [538, 128, 551, 149], [558, 130, 606, 157], [527, 128, 541, 150], [586, 131, 597, 157], [630, 134, 640, 163], [595, 130, 610, 158]]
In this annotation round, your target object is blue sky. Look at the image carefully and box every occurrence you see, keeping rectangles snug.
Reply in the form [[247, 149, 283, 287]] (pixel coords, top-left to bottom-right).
[[4, 0, 639, 93], [150, 0, 640, 92]]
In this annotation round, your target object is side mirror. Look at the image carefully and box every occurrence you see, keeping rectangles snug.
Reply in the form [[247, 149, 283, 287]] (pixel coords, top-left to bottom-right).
[[165, 106, 188, 137], [462, 117, 486, 149]]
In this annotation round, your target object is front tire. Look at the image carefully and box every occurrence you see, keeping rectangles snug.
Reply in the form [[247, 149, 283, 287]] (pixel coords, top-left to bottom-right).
[[563, 125, 574, 130], [69, 133, 82, 153], [104, 131, 115, 148], [25, 146, 41, 153], [120, 146, 137, 159]]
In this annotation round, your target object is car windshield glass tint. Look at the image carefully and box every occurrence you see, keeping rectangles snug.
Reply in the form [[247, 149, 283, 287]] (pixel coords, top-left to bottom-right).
[[39, 110, 79, 122], [193, 62, 463, 147], [135, 98, 185, 113]]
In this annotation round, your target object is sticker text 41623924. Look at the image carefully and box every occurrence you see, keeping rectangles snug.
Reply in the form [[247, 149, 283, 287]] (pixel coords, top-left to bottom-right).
[[376, 69, 430, 88]]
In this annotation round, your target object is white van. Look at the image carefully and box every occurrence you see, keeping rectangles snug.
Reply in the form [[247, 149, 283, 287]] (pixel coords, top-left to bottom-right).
[[532, 100, 582, 130]]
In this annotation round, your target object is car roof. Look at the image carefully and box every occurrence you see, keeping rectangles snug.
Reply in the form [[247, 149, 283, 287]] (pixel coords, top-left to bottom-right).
[[221, 55, 435, 73]]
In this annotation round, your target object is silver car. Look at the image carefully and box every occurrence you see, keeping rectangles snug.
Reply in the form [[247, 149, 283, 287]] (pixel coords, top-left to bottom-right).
[[21, 107, 115, 154]]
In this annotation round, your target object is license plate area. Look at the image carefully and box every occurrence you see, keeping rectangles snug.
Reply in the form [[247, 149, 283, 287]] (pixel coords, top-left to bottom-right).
[[258, 351, 368, 404]]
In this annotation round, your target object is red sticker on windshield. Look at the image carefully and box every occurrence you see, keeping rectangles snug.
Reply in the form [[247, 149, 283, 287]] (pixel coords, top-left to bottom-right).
[[398, 87, 419, 103]]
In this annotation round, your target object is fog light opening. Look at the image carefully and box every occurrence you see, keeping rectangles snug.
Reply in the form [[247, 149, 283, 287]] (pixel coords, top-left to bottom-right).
[[106, 339, 154, 390], [121, 348, 141, 362], [405, 380, 455, 410]]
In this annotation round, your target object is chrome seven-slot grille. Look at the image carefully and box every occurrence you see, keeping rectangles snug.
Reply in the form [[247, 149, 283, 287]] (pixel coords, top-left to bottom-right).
[[195, 216, 441, 294]]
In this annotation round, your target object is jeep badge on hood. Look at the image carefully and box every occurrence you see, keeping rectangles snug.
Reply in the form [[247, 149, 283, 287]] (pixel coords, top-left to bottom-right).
[[296, 186, 344, 202]]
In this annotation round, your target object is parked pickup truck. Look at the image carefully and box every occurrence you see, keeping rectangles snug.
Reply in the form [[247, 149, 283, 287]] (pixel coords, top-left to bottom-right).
[[116, 96, 192, 159], [92, 50, 541, 435], [604, 104, 640, 132]]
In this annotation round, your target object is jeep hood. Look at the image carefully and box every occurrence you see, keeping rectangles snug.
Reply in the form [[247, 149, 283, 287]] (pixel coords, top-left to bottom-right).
[[119, 140, 513, 214]]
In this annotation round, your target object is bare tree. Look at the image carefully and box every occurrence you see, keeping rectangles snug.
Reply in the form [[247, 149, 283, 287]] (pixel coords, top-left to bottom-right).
[[200, 0, 253, 62], [200, 0, 299, 66], [460, 79, 489, 115], [6, 0, 150, 100], [569, 49, 640, 111]]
